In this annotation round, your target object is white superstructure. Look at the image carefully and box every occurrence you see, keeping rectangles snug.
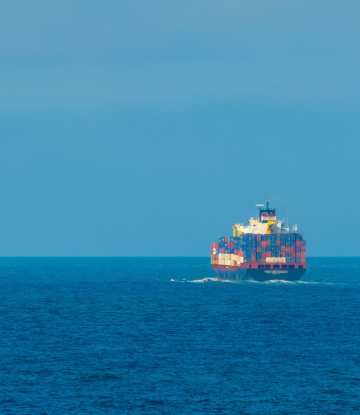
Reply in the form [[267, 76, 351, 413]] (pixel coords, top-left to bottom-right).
[[233, 203, 297, 236]]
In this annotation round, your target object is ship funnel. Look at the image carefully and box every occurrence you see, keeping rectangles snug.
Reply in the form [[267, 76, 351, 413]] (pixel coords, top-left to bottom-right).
[[259, 203, 276, 223]]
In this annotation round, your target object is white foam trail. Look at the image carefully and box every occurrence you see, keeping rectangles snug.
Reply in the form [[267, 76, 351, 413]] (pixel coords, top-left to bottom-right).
[[171, 278, 339, 285], [188, 277, 218, 283], [263, 280, 336, 285], [170, 277, 218, 283], [233, 279, 333, 285]]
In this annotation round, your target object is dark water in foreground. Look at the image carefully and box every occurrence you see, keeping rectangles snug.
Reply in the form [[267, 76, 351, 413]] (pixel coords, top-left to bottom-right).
[[0, 257, 359, 414]]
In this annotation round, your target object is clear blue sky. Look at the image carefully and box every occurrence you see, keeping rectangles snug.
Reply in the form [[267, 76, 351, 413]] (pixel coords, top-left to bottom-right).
[[0, 0, 359, 256]]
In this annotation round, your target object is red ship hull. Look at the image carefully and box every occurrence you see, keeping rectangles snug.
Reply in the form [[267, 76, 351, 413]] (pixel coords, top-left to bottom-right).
[[212, 263, 306, 282]]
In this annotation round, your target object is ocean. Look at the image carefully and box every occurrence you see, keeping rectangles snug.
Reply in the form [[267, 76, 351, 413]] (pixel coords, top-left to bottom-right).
[[0, 257, 359, 414]]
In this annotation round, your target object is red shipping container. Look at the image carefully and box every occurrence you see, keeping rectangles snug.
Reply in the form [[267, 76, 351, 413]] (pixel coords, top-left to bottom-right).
[[256, 247, 261, 253], [261, 241, 266, 247], [276, 239, 281, 246], [251, 253, 256, 259], [301, 246, 306, 252], [295, 240, 301, 247], [215, 243, 219, 249], [234, 250, 238, 255], [286, 247, 291, 253], [265, 252, 271, 257], [239, 251, 244, 257], [256, 235, 261, 241], [225, 237, 228, 242], [266, 240, 271, 246], [221, 248, 225, 253]]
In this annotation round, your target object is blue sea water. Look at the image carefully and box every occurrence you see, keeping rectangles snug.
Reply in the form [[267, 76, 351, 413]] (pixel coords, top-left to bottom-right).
[[0, 257, 359, 414]]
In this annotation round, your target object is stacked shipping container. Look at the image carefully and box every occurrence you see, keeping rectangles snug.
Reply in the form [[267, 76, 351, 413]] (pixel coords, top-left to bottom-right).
[[210, 234, 306, 266]]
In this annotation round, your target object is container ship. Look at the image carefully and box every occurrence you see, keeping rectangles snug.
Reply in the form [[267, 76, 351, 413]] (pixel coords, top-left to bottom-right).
[[211, 204, 306, 281]]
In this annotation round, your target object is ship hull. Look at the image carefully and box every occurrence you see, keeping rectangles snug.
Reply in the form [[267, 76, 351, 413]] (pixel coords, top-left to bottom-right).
[[212, 264, 306, 282]]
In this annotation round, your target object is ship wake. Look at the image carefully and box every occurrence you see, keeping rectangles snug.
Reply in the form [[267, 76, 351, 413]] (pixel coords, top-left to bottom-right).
[[170, 277, 218, 283]]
